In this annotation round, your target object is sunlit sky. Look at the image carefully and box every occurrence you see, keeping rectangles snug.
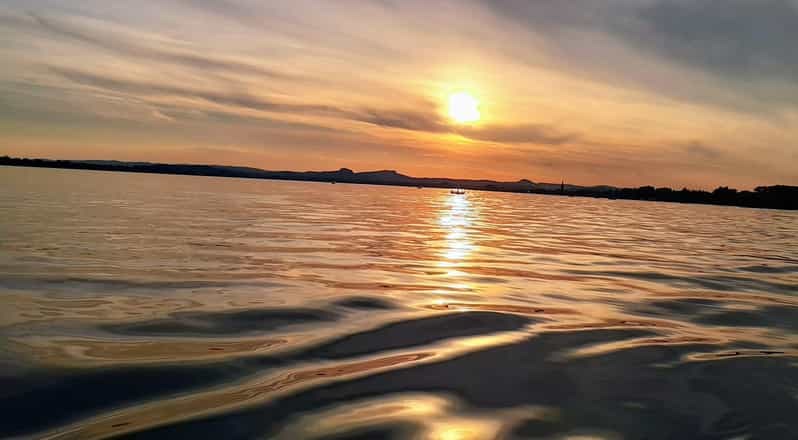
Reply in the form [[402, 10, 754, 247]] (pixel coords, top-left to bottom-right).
[[1, 0, 797, 188]]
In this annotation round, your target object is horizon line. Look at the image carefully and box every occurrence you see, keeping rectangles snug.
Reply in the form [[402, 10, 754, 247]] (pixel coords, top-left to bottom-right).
[[3, 154, 789, 193]]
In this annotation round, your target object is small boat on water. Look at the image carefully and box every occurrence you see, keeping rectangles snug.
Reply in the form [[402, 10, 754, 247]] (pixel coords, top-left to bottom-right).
[[450, 188, 466, 195]]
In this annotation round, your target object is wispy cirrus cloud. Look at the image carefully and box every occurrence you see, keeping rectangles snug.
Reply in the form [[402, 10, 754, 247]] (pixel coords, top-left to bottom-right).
[[50, 67, 352, 119], [480, 0, 798, 112], [356, 108, 449, 133], [458, 124, 576, 145], [52, 64, 579, 148], [482, 0, 798, 83], [10, 12, 302, 81], [356, 107, 577, 145]]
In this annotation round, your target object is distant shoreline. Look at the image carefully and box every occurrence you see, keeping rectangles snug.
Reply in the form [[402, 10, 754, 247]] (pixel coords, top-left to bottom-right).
[[2, 156, 796, 210]]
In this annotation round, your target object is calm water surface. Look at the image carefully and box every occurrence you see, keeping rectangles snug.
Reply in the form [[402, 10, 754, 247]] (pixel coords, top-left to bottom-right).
[[1, 167, 797, 439]]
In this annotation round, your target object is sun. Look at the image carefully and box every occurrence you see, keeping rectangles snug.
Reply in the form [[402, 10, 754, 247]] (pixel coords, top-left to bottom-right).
[[447, 91, 480, 124]]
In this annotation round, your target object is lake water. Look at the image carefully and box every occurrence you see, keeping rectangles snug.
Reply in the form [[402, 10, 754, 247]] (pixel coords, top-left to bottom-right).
[[1, 166, 797, 440]]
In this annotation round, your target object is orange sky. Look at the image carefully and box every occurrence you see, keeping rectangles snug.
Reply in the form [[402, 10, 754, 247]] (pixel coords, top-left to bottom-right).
[[1, 0, 797, 189]]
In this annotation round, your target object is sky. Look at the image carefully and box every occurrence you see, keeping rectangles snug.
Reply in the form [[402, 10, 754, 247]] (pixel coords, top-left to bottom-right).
[[1, 0, 797, 189]]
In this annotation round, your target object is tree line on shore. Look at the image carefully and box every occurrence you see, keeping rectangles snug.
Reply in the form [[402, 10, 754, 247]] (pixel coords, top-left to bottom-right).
[[567, 184, 797, 210]]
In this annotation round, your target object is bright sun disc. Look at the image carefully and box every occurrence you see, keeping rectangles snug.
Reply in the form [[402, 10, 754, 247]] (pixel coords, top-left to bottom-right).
[[448, 92, 480, 124]]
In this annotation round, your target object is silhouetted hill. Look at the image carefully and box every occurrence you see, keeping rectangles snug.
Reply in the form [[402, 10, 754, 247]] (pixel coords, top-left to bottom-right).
[[1, 156, 796, 210]]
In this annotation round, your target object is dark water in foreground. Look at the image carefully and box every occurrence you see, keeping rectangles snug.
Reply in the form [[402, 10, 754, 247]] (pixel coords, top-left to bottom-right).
[[1, 167, 797, 440]]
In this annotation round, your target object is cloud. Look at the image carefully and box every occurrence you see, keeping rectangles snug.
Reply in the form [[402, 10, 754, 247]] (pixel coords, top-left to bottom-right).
[[457, 124, 576, 145], [176, 0, 264, 28], [50, 67, 352, 118], [484, 0, 798, 82], [356, 106, 576, 145], [480, 0, 604, 31], [21, 12, 300, 81], [683, 141, 723, 159], [178, 0, 399, 60], [626, 0, 798, 81], [479, 0, 798, 113], [356, 109, 449, 133]]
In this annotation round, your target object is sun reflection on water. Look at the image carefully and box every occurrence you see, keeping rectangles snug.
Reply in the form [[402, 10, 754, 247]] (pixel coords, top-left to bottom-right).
[[434, 192, 481, 296], [427, 418, 503, 440], [438, 193, 477, 265]]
